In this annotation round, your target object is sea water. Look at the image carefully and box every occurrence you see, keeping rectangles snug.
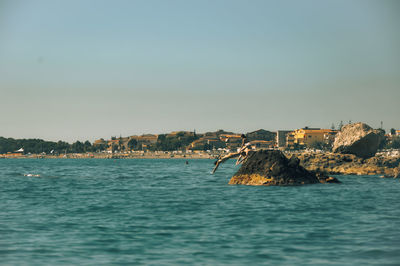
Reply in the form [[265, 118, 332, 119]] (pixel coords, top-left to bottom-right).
[[0, 159, 399, 265]]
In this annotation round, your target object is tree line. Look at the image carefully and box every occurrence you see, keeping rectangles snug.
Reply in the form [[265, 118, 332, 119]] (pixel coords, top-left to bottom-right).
[[0, 137, 94, 154], [0, 133, 200, 154], [2, 131, 398, 154]]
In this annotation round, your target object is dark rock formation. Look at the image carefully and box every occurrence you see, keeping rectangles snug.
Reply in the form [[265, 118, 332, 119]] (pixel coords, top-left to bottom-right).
[[229, 150, 339, 186], [332, 122, 384, 158], [320, 176, 341, 183]]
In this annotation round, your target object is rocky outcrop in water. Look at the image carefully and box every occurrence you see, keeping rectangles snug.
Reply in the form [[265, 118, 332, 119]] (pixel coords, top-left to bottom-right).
[[332, 123, 384, 158], [229, 150, 340, 186], [393, 167, 400, 179], [294, 152, 400, 177]]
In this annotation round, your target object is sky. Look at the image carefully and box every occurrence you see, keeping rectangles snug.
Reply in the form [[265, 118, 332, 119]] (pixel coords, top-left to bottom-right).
[[1, 0, 399, 142]]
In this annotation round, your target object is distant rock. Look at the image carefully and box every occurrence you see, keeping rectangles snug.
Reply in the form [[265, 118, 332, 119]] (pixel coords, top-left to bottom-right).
[[332, 122, 384, 158], [229, 150, 339, 186], [394, 167, 400, 179], [295, 152, 400, 177]]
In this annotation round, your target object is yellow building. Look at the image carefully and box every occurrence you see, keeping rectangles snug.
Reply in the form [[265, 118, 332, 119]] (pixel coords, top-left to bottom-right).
[[287, 128, 337, 148]]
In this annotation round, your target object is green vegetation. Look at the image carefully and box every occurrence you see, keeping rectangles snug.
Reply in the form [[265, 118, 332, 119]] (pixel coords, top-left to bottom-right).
[[0, 137, 94, 154], [150, 132, 199, 151], [127, 138, 138, 150]]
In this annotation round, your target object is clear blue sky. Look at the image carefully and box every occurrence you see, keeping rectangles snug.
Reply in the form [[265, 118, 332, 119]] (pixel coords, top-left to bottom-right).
[[1, 0, 399, 142]]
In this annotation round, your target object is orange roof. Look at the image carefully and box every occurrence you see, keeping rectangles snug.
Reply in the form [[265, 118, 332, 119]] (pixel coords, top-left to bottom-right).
[[250, 140, 273, 144], [220, 134, 241, 138], [297, 129, 336, 133]]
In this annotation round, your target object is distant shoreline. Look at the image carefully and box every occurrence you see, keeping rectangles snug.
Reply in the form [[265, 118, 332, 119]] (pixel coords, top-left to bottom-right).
[[0, 151, 217, 160]]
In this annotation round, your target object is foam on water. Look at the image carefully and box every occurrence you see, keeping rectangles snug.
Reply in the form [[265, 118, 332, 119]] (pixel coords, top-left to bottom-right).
[[23, 174, 41, 177], [1, 159, 400, 265]]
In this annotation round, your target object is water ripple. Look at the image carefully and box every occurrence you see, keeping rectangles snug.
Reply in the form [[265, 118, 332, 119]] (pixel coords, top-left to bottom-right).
[[0, 159, 399, 265]]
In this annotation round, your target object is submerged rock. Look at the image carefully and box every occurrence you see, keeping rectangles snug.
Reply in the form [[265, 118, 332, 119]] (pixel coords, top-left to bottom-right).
[[229, 150, 339, 186], [332, 122, 384, 158]]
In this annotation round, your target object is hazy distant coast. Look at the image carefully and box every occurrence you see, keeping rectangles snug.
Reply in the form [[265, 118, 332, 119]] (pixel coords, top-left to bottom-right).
[[2, 151, 216, 160], [1, 124, 400, 179]]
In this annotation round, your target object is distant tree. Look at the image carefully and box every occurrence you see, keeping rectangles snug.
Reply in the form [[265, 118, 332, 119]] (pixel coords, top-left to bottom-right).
[[203, 143, 212, 151], [0, 137, 16, 153], [128, 139, 138, 150], [112, 144, 118, 153], [338, 121, 344, 130], [83, 141, 92, 152], [118, 139, 124, 151], [0, 137, 66, 154], [96, 144, 107, 152], [331, 123, 335, 130], [71, 141, 84, 153], [152, 133, 199, 151], [390, 128, 396, 135], [157, 134, 166, 142], [56, 141, 69, 153]]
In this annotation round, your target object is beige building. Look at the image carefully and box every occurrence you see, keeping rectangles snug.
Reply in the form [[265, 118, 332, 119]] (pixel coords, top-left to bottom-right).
[[249, 140, 274, 150], [219, 134, 242, 150], [276, 130, 292, 148]]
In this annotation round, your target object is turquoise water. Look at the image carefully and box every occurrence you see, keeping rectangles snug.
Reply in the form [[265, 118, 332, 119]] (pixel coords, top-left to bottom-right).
[[1, 159, 399, 265]]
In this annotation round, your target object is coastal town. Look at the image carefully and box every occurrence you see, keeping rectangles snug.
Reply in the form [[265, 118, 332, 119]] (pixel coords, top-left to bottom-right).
[[1, 124, 400, 159]]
